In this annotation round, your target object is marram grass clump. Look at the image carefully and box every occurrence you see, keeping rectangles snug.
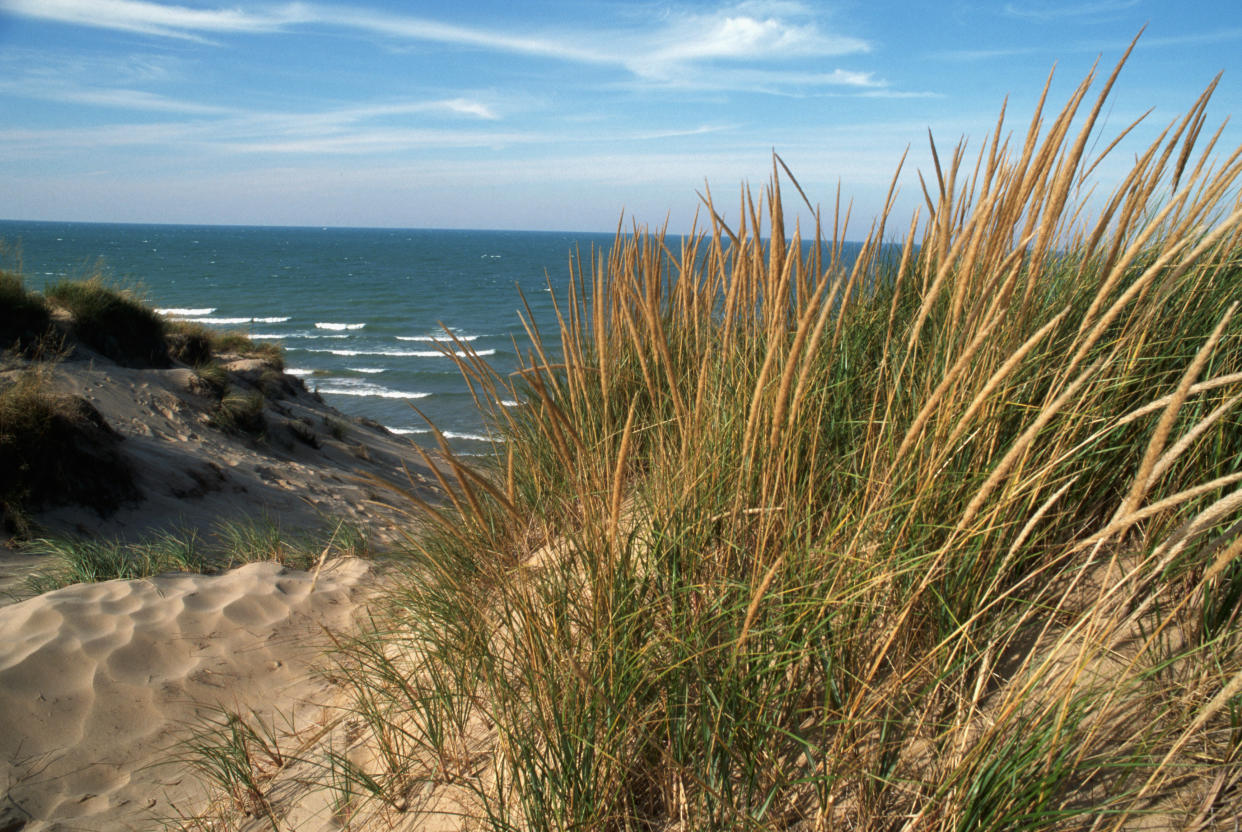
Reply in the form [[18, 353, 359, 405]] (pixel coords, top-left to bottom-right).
[[0, 270, 52, 357], [197, 45, 1242, 830], [45, 276, 171, 367]]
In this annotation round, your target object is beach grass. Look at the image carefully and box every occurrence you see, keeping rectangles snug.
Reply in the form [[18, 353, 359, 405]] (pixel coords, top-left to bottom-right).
[[23, 518, 372, 593], [45, 275, 171, 367], [0, 269, 53, 357], [0, 368, 138, 534], [321, 45, 1242, 829]]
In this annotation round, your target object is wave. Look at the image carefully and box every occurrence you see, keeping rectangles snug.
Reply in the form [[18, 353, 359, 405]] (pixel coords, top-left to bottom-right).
[[286, 368, 315, 376], [315, 381, 430, 400], [395, 334, 481, 342], [501, 399, 520, 407], [272, 333, 349, 341], [442, 430, 503, 442], [306, 348, 496, 358], [249, 333, 284, 340], [347, 367, 386, 374], [181, 316, 291, 325], [315, 322, 366, 331], [388, 427, 503, 443], [155, 307, 215, 316]]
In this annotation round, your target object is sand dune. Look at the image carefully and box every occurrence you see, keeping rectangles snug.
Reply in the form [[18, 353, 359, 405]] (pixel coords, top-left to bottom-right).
[[0, 557, 374, 831]]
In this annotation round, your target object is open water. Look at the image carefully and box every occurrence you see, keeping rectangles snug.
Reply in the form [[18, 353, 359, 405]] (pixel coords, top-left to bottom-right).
[[1, 221, 617, 453]]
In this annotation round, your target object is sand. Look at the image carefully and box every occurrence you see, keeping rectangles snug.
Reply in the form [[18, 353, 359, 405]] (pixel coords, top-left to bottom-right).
[[1, 347, 441, 602], [0, 557, 375, 830], [0, 340, 453, 829]]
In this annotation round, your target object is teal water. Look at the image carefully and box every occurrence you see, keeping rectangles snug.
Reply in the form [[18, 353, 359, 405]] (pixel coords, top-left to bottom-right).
[[1, 221, 616, 452]]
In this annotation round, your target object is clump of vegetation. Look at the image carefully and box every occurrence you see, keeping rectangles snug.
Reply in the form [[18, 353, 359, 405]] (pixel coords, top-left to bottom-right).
[[25, 519, 370, 592], [45, 276, 170, 367], [0, 270, 53, 357], [320, 47, 1242, 829], [0, 370, 137, 534], [209, 331, 285, 370], [324, 416, 349, 441], [165, 320, 215, 367], [25, 531, 208, 592], [165, 321, 285, 371], [210, 390, 267, 437]]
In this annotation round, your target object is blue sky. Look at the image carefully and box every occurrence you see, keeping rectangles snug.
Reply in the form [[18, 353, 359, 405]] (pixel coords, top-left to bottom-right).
[[1, 1, 1240, 234]]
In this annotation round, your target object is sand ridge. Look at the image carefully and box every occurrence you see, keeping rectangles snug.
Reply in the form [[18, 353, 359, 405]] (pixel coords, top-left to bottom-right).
[[0, 557, 374, 830]]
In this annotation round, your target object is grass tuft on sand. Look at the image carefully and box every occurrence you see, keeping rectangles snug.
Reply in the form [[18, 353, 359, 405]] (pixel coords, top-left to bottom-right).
[[310, 44, 1242, 830], [45, 276, 171, 367], [0, 369, 139, 534]]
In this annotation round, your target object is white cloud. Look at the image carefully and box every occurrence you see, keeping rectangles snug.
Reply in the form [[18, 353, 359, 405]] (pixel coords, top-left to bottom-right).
[[1, 0, 876, 95], [0, 0, 303, 41], [0, 78, 236, 114], [628, 3, 870, 82], [441, 99, 500, 120], [1002, 0, 1141, 22]]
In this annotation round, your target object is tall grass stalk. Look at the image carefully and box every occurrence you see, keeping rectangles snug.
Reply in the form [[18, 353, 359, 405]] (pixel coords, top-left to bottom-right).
[[349, 45, 1242, 829]]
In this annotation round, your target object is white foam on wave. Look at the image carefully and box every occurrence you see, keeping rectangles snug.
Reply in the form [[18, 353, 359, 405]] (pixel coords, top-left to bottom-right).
[[286, 368, 315, 377], [155, 307, 215, 316], [316, 380, 430, 400], [348, 367, 386, 374], [249, 333, 284, 340], [307, 348, 495, 358], [315, 322, 366, 331], [182, 316, 291, 325], [442, 430, 503, 443], [386, 427, 502, 443], [501, 399, 520, 407], [395, 334, 481, 342]]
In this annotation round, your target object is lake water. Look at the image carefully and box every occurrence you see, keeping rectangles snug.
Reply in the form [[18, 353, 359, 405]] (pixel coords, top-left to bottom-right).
[[1, 221, 617, 453]]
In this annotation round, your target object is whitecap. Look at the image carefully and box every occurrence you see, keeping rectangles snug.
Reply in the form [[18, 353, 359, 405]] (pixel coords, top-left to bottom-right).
[[396, 334, 481, 342], [182, 316, 291, 325], [286, 368, 315, 376], [316, 381, 430, 399], [348, 367, 386, 374], [307, 348, 495, 358], [315, 322, 366, 331], [442, 430, 504, 443], [155, 307, 215, 316]]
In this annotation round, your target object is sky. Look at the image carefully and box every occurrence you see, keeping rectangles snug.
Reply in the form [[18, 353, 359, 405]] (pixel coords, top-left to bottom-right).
[[1, 0, 1240, 234]]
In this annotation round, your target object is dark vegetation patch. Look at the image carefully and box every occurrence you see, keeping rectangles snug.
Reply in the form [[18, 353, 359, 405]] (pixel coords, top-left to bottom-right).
[[0, 270, 53, 358], [209, 390, 267, 437], [0, 371, 139, 534], [45, 277, 171, 368]]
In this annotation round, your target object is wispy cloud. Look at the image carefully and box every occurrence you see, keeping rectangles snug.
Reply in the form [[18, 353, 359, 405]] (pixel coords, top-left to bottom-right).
[[933, 26, 1242, 62], [857, 89, 944, 100], [0, 78, 235, 114], [1002, 0, 1141, 23], [0, 0, 303, 42], [1, 0, 876, 95], [931, 45, 1045, 62]]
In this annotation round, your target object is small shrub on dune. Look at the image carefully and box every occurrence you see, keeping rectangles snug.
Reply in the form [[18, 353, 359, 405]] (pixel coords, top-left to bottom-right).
[[165, 321, 286, 371], [211, 331, 285, 371], [210, 390, 267, 437], [0, 370, 138, 533], [45, 277, 170, 367], [165, 320, 215, 367], [0, 270, 53, 358]]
